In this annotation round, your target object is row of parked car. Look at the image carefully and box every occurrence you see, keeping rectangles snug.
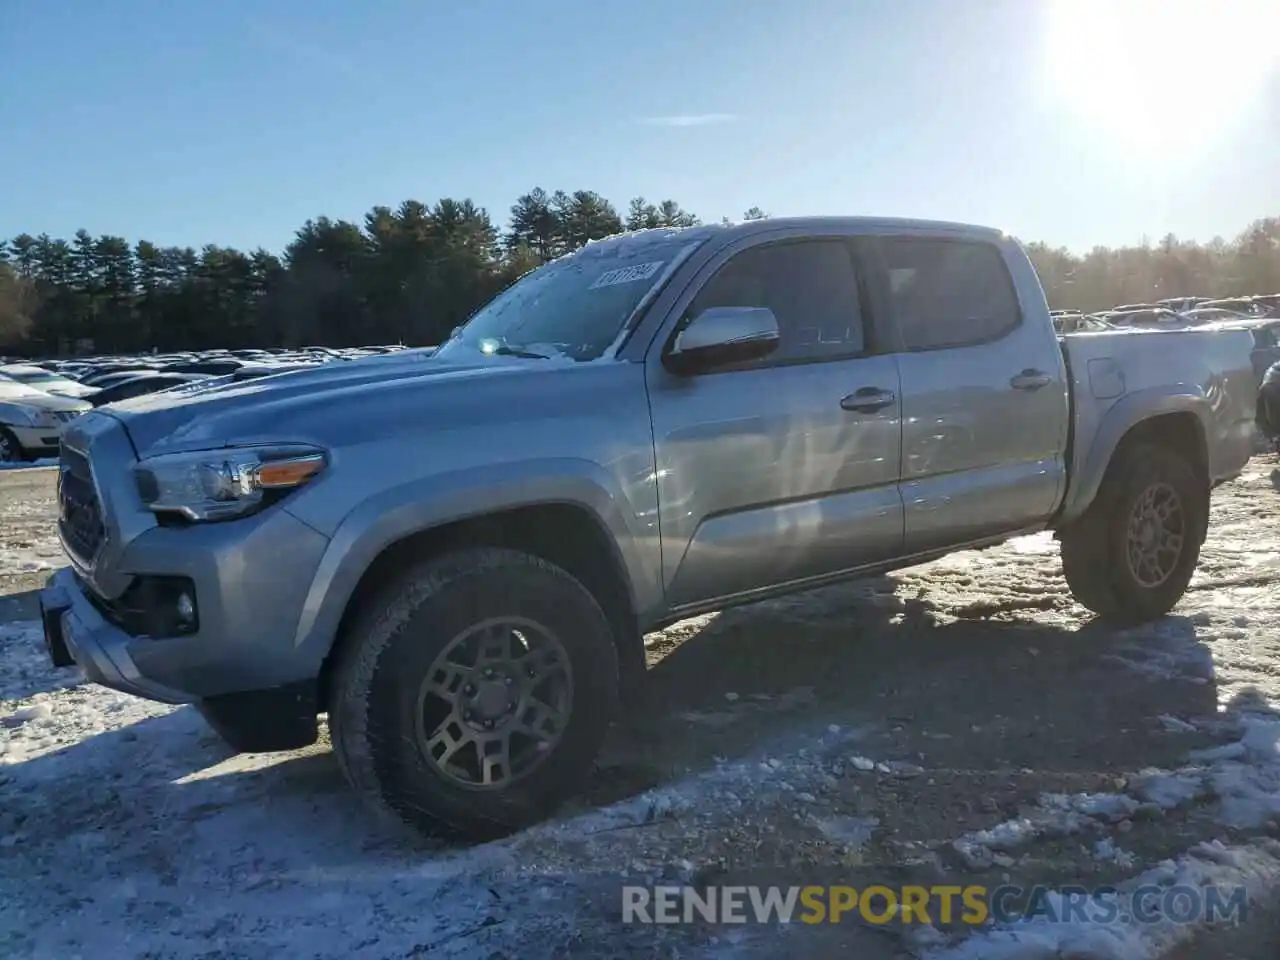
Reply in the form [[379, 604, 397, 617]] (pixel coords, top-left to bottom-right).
[[1051, 293, 1280, 333], [1052, 294, 1280, 386], [0, 345, 409, 463]]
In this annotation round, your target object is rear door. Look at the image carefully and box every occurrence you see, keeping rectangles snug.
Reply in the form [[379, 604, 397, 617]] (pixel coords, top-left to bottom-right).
[[646, 232, 904, 610], [872, 235, 1070, 554]]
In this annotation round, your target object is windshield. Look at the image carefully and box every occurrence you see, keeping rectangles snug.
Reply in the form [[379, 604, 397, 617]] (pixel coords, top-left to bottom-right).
[[2, 368, 66, 385], [0, 378, 50, 400], [436, 233, 706, 362]]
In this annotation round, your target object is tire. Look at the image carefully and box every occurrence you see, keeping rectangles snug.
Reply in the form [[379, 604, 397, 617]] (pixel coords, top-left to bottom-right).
[[0, 427, 27, 464], [328, 546, 619, 839], [1059, 442, 1208, 624]]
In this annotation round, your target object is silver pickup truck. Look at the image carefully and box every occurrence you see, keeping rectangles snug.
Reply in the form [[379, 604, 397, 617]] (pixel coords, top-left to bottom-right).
[[39, 217, 1258, 838]]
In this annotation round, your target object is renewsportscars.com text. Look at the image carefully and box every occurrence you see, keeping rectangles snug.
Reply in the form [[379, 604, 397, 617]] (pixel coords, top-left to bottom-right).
[[622, 883, 1249, 926]]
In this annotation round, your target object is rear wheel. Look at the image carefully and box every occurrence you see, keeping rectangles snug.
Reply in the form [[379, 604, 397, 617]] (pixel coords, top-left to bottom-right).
[[328, 547, 618, 838], [1059, 442, 1207, 624]]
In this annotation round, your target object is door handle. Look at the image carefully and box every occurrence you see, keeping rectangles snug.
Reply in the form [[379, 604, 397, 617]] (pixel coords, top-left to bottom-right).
[[1010, 369, 1052, 391], [840, 387, 896, 413]]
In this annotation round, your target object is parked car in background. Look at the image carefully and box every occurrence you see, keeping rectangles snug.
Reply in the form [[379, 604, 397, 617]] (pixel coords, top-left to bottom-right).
[[39, 216, 1259, 839], [1183, 307, 1254, 324], [1055, 313, 1114, 333], [1107, 307, 1195, 328], [79, 367, 166, 389], [0, 379, 92, 462], [1244, 321, 1280, 386], [165, 359, 245, 376], [1251, 294, 1280, 317], [88, 373, 212, 407], [1200, 298, 1268, 318], [0, 364, 98, 400], [1157, 296, 1211, 313]]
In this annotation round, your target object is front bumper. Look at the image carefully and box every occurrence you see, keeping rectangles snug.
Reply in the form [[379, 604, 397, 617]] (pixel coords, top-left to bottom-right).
[[40, 569, 190, 703], [40, 568, 322, 751], [6, 423, 63, 455], [40, 501, 333, 703]]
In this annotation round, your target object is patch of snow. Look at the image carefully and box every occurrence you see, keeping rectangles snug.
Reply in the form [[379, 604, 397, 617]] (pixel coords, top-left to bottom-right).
[[1092, 838, 1136, 869], [0, 621, 85, 703], [953, 791, 1141, 868], [1129, 769, 1209, 810], [924, 840, 1280, 960], [0, 537, 63, 577], [1008, 532, 1058, 555], [815, 815, 879, 849], [0, 458, 57, 470]]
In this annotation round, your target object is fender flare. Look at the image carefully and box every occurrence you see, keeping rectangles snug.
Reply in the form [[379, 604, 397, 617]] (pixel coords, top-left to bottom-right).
[[287, 458, 652, 669], [1059, 386, 1210, 524]]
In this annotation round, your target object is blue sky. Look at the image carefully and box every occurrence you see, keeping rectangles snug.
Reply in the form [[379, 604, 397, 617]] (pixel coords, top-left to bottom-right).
[[3, 0, 1278, 255]]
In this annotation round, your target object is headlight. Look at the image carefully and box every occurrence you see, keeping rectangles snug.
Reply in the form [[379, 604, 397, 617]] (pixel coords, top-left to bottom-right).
[[134, 445, 327, 522], [30, 409, 60, 428]]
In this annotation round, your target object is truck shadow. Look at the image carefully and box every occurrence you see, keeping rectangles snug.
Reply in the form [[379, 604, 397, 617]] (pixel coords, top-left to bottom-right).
[[0, 574, 1224, 867], [582, 575, 1220, 809]]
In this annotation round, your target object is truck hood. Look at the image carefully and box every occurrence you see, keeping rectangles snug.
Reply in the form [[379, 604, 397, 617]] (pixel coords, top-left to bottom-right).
[[101, 349, 564, 458]]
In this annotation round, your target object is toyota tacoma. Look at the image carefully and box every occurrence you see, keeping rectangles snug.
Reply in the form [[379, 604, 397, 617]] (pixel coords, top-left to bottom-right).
[[40, 217, 1259, 837]]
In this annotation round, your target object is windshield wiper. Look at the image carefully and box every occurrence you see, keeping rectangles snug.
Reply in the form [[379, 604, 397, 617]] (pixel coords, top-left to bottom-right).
[[489, 344, 555, 360]]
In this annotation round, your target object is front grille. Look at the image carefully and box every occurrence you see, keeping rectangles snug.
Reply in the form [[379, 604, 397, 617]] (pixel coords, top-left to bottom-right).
[[58, 445, 105, 563], [54, 410, 81, 423]]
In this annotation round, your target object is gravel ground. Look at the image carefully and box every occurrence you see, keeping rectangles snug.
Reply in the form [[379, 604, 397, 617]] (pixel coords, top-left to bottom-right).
[[2, 460, 1280, 959]]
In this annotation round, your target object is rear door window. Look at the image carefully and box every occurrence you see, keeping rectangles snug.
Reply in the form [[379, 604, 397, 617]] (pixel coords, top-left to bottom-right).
[[879, 238, 1022, 351]]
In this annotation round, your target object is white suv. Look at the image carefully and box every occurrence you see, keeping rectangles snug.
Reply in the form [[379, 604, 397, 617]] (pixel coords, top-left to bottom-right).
[[0, 379, 91, 463]]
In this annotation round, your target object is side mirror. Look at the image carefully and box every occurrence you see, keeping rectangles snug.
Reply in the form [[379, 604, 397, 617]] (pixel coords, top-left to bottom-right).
[[665, 306, 780, 375]]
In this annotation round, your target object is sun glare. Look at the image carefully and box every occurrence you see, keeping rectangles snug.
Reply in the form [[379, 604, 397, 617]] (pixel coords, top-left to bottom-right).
[[1043, 0, 1280, 147]]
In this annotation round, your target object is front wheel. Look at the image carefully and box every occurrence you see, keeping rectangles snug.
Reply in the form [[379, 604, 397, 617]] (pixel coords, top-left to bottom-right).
[[0, 428, 27, 464], [328, 547, 619, 838], [1059, 442, 1208, 624]]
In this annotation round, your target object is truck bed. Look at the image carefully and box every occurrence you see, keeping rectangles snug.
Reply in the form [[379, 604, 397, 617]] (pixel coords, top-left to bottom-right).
[[1055, 326, 1258, 525]]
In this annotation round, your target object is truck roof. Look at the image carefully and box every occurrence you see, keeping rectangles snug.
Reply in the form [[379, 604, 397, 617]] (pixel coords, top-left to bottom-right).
[[580, 216, 1009, 258], [717, 215, 1007, 237]]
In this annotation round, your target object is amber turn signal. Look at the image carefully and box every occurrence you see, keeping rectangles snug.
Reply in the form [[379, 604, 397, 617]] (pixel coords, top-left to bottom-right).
[[254, 454, 326, 489]]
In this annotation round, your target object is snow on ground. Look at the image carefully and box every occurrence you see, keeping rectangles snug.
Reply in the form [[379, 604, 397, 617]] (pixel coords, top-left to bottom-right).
[[0, 459, 57, 471], [2, 461, 1280, 958], [925, 840, 1280, 960]]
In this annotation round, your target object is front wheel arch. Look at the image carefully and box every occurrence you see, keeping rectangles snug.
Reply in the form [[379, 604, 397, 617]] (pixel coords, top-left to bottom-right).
[[318, 501, 643, 714], [0, 426, 28, 463]]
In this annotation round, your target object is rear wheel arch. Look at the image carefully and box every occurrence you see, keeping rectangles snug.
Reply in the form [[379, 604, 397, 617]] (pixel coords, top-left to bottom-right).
[[1066, 397, 1212, 524], [1107, 410, 1209, 492]]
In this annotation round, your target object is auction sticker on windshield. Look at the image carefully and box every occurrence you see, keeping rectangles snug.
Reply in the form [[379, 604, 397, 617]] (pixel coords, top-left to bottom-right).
[[589, 261, 664, 289]]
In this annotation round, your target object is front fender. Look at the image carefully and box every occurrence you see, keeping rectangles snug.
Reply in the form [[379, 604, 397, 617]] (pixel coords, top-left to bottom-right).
[[0, 401, 37, 427], [1059, 386, 1210, 524], [286, 458, 660, 669]]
